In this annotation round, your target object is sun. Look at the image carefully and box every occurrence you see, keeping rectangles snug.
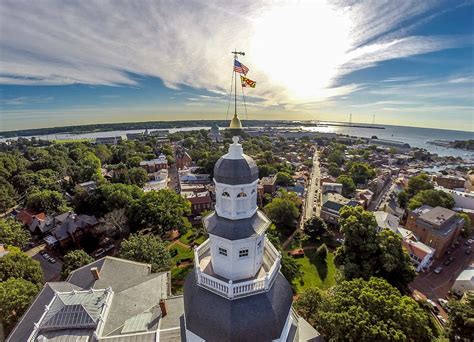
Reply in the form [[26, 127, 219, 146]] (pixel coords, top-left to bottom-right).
[[250, 2, 352, 101]]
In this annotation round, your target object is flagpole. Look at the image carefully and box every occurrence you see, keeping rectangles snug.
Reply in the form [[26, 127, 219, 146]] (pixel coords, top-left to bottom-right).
[[234, 53, 237, 118]]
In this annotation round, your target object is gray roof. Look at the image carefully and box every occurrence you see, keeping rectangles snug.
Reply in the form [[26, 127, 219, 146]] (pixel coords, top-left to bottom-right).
[[67, 257, 151, 290], [6, 282, 82, 342], [203, 210, 271, 240], [184, 271, 293, 342], [214, 155, 259, 185], [8, 257, 171, 342]]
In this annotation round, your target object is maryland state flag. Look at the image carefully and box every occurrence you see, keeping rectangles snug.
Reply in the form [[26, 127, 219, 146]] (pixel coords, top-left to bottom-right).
[[241, 75, 256, 88]]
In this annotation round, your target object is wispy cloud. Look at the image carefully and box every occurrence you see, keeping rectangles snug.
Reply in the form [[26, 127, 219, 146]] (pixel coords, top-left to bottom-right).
[[0, 96, 54, 106], [0, 0, 469, 108]]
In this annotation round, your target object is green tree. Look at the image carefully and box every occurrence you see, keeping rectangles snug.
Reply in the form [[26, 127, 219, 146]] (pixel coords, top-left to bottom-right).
[[447, 291, 474, 340], [316, 243, 328, 259], [95, 209, 129, 239], [119, 234, 172, 272], [457, 212, 472, 238], [0, 217, 31, 249], [334, 206, 379, 280], [327, 163, 341, 177], [0, 177, 16, 213], [377, 229, 416, 289], [280, 252, 302, 283], [275, 171, 294, 186], [0, 277, 40, 335], [61, 250, 94, 279], [295, 277, 433, 341], [95, 183, 143, 214], [336, 174, 356, 197], [26, 189, 70, 214], [327, 151, 343, 166], [0, 248, 43, 284], [128, 167, 148, 187], [94, 144, 113, 164], [397, 190, 409, 208], [129, 189, 191, 235], [335, 206, 416, 289], [264, 196, 300, 229], [407, 189, 455, 210], [258, 164, 277, 178], [76, 151, 102, 182], [348, 162, 375, 185], [407, 173, 433, 197], [303, 217, 327, 240]]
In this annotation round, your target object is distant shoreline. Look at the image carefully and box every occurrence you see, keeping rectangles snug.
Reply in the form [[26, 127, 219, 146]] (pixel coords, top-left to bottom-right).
[[0, 120, 384, 138]]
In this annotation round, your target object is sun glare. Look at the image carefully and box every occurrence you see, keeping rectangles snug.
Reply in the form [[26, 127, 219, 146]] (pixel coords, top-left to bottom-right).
[[250, 2, 352, 101]]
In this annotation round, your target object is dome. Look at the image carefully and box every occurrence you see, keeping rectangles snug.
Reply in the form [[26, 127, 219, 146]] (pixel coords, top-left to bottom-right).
[[184, 271, 293, 342], [214, 154, 258, 185]]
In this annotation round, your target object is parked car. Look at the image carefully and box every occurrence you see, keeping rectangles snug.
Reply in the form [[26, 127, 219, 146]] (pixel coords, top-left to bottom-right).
[[427, 299, 439, 313], [465, 240, 471, 246], [443, 256, 455, 266], [438, 298, 450, 312], [48, 257, 56, 264], [466, 249, 472, 255], [92, 248, 105, 258], [42, 253, 50, 259], [433, 267, 443, 274], [436, 314, 447, 325]]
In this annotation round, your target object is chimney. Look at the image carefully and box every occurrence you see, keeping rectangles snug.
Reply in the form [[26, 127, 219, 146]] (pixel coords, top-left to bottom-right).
[[159, 298, 167, 316], [90, 267, 100, 280]]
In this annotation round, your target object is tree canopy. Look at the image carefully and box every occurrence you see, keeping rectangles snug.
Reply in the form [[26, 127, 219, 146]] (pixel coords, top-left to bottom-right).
[[447, 291, 474, 340], [407, 173, 433, 197], [61, 250, 94, 279], [128, 189, 191, 235], [335, 206, 415, 289], [275, 171, 294, 186], [295, 277, 433, 341], [0, 277, 40, 335], [0, 217, 31, 249], [348, 162, 376, 185], [26, 189, 70, 214], [408, 189, 455, 210], [119, 234, 172, 272], [303, 217, 327, 240], [0, 248, 44, 284], [264, 193, 300, 229], [336, 174, 356, 197]]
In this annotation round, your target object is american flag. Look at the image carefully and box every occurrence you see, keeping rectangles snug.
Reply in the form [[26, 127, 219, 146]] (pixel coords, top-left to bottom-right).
[[234, 60, 249, 75]]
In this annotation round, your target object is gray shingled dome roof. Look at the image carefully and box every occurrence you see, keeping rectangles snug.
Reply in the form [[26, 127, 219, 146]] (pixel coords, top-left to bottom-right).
[[214, 154, 258, 185], [204, 210, 270, 240], [184, 271, 293, 342]]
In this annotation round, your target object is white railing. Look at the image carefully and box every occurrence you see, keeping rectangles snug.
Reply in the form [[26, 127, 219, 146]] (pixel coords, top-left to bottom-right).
[[194, 238, 281, 299]]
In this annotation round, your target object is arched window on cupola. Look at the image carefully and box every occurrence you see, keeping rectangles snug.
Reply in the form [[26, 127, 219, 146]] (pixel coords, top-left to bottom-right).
[[237, 191, 247, 197], [220, 190, 231, 214], [222, 191, 230, 197]]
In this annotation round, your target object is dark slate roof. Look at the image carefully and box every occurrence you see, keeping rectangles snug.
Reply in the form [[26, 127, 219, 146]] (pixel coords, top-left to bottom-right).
[[184, 271, 293, 342], [214, 155, 258, 185], [321, 200, 344, 213], [203, 210, 270, 240]]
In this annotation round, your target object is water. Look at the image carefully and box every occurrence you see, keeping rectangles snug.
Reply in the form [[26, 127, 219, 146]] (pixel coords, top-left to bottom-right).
[[1, 123, 473, 160]]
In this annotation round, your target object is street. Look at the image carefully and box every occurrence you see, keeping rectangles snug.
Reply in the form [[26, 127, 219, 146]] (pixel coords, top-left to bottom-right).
[[302, 148, 321, 226], [26, 244, 62, 282], [411, 237, 473, 317]]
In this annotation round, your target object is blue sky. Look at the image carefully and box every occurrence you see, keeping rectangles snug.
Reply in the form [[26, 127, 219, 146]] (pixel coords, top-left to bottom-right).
[[0, 0, 473, 132]]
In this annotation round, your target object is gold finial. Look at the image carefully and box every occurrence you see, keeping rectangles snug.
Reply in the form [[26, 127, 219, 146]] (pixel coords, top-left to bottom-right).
[[229, 113, 242, 129]]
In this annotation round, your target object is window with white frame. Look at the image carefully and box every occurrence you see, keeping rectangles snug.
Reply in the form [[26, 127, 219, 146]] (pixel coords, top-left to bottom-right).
[[219, 247, 228, 256], [239, 249, 249, 258]]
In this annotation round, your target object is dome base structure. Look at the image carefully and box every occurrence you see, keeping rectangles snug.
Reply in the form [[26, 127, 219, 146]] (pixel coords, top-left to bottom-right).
[[184, 271, 293, 342]]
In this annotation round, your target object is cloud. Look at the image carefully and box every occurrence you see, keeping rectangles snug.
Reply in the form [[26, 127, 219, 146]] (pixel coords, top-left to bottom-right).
[[0, 96, 54, 106], [0, 0, 470, 108]]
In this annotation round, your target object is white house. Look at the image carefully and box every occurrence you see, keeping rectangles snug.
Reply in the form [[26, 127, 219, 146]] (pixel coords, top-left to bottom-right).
[[452, 264, 474, 295]]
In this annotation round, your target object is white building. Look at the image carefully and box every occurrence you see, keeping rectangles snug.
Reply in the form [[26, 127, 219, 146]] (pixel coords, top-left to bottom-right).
[[183, 135, 321, 341], [398, 228, 435, 272], [452, 264, 474, 295], [373, 211, 400, 233], [321, 182, 342, 194]]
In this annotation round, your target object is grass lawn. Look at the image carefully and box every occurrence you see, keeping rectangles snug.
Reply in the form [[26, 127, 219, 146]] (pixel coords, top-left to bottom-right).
[[178, 229, 208, 246], [171, 264, 193, 294], [292, 249, 337, 293], [169, 242, 193, 264]]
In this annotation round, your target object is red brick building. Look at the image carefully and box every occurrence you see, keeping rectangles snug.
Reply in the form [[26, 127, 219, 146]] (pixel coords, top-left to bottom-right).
[[406, 205, 464, 259], [176, 150, 192, 170], [435, 175, 466, 190], [140, 154, 168, 173]]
